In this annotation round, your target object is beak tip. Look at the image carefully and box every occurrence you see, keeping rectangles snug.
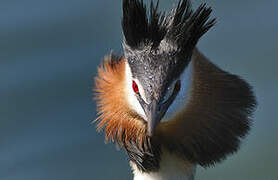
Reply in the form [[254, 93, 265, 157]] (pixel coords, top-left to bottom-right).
[[145, 99, 160, 137]]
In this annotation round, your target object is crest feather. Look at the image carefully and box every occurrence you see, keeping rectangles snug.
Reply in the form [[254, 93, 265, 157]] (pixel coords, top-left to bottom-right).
[[122, 0, 216, 54]]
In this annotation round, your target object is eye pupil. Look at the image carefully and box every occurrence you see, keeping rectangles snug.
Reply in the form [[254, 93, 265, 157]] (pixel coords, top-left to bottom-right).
[[175, 80, 181, 91], [132, 81, 139, 94]]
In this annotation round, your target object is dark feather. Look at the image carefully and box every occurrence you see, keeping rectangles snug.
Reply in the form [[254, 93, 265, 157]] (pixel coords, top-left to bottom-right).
[[124, 138, 161, 172], [122, 0, 215, 52], [122, 0, 167, 49]]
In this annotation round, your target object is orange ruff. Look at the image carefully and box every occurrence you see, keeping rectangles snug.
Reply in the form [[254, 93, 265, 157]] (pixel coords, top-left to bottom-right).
[[94, 55, 148, 149]]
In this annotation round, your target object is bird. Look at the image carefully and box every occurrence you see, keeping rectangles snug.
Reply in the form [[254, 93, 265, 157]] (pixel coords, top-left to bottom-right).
[[93, 0, 256, 179]]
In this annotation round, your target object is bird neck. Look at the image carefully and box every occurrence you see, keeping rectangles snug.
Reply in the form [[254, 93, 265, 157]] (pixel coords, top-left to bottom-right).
[[130, 148, 196, 180]]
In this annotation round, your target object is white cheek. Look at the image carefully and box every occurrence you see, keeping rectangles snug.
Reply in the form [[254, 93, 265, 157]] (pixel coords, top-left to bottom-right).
[[162, 60, 193, 122], [125, 62, 147, 120]]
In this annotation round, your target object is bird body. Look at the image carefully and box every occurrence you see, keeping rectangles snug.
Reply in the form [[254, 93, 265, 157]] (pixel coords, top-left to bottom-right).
[[94, 0, 256, 179]]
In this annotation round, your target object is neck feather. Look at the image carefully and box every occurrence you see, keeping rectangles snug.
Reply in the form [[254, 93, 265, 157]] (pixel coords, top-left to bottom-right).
[[131, 148, 196, 180]]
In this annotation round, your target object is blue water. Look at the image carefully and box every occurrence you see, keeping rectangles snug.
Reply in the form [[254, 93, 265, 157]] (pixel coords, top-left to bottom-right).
[[0, 0, 277, 179]]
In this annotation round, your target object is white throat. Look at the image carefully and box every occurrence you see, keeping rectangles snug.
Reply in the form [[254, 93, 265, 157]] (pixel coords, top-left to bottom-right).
[[130, 148, 196, 180]]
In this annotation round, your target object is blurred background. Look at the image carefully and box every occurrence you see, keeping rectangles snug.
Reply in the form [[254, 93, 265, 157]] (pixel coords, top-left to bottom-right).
[[0, 0, 277, 179]]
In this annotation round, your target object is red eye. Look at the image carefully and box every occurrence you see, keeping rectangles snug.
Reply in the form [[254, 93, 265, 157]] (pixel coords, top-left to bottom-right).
[[132, 80, 139, 94]]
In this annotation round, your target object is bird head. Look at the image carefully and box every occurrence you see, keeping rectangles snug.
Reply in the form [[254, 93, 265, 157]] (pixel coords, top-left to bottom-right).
[[122, 0, 215, 137]]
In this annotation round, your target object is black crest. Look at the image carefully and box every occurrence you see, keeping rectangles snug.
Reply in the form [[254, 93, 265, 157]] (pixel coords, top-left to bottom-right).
[[122, 0, 216, 54]]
